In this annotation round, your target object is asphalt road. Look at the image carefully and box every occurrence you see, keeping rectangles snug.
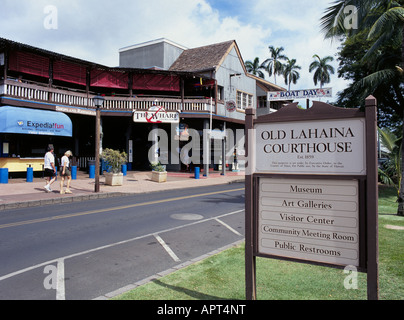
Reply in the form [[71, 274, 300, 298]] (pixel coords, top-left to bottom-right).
[[0, 183, 245, 300]]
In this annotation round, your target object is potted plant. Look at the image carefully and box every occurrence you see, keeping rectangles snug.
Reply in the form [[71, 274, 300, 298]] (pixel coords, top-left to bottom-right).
[[101, 148, 128, 186], [150, 161, 167, 183]]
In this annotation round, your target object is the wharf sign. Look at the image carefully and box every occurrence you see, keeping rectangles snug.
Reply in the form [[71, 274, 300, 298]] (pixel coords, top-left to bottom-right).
[[245, 98, 379, 300], [133, 106, 179, 124]]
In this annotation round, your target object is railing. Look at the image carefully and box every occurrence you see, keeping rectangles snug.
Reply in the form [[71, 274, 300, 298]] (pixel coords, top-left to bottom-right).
[[0, 80, 211, 113]]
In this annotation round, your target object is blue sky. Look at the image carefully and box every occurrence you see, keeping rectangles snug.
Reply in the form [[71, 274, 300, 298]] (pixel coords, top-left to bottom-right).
[[0, 0, 347, 100]]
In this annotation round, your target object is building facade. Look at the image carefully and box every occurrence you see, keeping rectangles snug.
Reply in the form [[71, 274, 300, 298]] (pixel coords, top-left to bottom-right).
[[0, 37, 285, 176]]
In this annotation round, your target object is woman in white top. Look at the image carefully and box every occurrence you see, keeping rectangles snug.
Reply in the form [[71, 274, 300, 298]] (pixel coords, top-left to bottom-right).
[[60, 150, 73, 194]]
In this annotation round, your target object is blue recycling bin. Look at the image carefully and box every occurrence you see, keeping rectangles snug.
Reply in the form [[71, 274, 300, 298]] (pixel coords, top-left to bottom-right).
[[194, 167, 200, 179], [71, 166, 77, 180], [26, 167, 34, 182], [121, 164, 127, 176], [89, 165, 95, 178], [0, 168, 8, 184]]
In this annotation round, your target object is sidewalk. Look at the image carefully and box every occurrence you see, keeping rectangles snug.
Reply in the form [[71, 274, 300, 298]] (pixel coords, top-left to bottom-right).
[[0, 170, 245, 211]]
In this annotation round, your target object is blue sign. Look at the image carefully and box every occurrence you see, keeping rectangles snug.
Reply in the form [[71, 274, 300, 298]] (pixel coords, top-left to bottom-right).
[[0, 106, 72, 137]]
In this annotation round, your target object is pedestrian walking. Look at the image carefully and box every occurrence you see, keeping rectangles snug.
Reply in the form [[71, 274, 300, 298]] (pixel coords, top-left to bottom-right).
[[60, 150, 73, 194], [44, 144, 56, 192]]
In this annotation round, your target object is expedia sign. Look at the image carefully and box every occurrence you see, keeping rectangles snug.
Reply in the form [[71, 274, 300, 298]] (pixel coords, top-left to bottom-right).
[[0, 106, 72, 137], [133, 106, 179, 124], [18, 120, 66, 135]]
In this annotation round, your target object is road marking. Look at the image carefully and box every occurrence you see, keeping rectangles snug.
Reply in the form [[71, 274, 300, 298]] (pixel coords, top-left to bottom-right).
[[0, 188, 244, 230], [154, 234, 181, 262], [56, 259, 65, 301], [0, 209, 244, 283], [215, 218, 243, 236]]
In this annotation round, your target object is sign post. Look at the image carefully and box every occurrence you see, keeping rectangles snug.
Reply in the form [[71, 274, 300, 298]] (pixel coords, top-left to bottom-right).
[[245, 97, 378, 300]]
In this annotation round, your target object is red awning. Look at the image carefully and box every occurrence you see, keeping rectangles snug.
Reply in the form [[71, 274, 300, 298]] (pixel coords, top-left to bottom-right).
[[8, 51, 49, 78], [132, 74, 179, 91], [90, 69, 128, 89], [53, 60, 87, 86]]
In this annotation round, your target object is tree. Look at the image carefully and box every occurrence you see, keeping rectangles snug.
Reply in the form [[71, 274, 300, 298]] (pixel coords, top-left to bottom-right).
[[321, 0, 404, 216], [283, 58, 301, 90], [262, 46, 288, 84], [309, 54, 335, 88], [244, 57, 265, 78], [378, 127, 402, 193]]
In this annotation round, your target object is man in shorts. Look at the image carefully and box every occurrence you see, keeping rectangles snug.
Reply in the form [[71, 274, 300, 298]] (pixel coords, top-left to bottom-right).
[[44, 144, 56, 192]]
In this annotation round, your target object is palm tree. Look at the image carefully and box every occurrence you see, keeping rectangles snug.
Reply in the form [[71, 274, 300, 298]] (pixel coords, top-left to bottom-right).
[[244, 57, 265, 78], [283, 58, 301, 90], [378, 127, 402, 193], [320, 0, 404, 216], [262, 46, 288, 84], [309, 54, 335, 88]]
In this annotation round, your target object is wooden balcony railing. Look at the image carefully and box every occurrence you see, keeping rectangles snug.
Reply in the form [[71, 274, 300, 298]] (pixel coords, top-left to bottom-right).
[[0, 80, 211, 113]]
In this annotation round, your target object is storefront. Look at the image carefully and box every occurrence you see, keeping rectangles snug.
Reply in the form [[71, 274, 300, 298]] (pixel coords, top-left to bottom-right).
[[0, 106, 73, 176]]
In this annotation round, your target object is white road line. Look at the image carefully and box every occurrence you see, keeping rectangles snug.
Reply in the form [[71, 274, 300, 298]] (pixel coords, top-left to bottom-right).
[[215, 218, 243, 236], [154, 234, 181, 262], [0, 209, 244, 283], [56, 259, 65, 300]]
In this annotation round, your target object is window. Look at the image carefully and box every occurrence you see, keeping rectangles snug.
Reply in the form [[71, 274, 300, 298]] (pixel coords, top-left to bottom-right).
[[258, 96, 267, 108], [236, 91, 253, 110], [217, 86, 224, 101]]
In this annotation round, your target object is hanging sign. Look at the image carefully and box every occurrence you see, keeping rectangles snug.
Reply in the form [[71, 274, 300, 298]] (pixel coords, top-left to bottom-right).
[[268, 87, 332, 101], [226, 100, 236, 112], [133, 106, 179, 124]]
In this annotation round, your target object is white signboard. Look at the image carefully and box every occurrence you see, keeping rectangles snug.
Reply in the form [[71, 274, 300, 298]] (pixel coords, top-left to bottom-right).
[[255, 118, 366, 175], [134, 106, 179, 124], [258, 178, 360, 267], [55, 106, 96, 116], [268, 88, 332, 101]]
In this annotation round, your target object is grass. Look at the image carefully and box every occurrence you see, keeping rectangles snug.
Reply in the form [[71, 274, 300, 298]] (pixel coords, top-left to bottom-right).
[[115, 185, 404, 300]]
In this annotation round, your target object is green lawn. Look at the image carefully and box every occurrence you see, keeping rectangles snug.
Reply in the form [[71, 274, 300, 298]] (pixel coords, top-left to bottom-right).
[[115, 185, 404, 300]]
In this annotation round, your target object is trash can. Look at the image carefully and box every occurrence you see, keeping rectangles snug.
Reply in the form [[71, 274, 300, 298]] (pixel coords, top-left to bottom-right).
[[121, 164, 127, 176], [71, 166, 77, 180], [0, 168, 8, 184], [26, 167, 34, 182], [89, 165, 95, 178], [194, 167, 200, 179]]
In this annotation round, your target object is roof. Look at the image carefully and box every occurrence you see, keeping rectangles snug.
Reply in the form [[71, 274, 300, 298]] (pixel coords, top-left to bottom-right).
[[119, 38, 188, 53], [169, 40, 236, 73], [0, 37, 107, 69], [247, 73, 286, 92], [0, 37, 200, 78]]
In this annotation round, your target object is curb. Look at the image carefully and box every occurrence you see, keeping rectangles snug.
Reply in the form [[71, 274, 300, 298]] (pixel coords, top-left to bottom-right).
[[0, 178, 245, 212], [0, 192, 127, 211]]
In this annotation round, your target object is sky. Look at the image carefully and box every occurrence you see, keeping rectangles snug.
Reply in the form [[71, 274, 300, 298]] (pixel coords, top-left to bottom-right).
[[0, 0, 348, 102]]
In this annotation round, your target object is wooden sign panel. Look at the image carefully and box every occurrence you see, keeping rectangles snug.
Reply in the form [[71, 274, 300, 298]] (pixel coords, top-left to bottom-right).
[[254, 118, 366, 175], [258, 177, 360, 267]]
